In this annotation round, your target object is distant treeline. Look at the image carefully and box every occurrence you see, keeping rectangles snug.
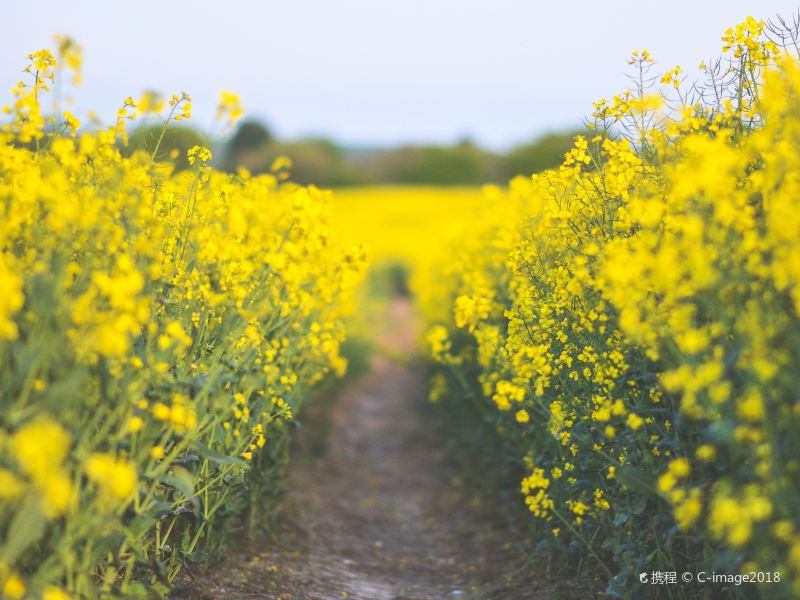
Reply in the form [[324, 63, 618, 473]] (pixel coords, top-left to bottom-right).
[[123, 119, 582, 186]]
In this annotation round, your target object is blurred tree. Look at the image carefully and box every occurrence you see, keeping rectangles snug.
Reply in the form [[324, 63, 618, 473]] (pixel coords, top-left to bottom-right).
[[230, 119, 273, 150], [266, 138, 349, 185], [227, 119, 274, 155], [499, 130, 582, 179], [222, 119, 274, 171], [364, 141, 493, 185], [124, 124, 209, 172], [219, 119, 583, 186]]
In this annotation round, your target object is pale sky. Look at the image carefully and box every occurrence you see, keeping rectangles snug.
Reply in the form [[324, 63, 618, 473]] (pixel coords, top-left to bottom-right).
[[2, 0, 799, 148]]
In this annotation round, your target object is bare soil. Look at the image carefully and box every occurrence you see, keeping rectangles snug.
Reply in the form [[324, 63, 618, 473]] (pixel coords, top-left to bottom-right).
[[172, 301, 578, 600]]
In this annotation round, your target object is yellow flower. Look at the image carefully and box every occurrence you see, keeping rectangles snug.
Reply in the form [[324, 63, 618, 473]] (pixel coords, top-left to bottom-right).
[[63, 110, 80, 135], [593, 489, 610, 511], [270, 155, 292, 173], [169, 396, 197, 432], [0, 256, 24, 341], [426, 325, 451, 359], [152, 403, 170, 421], [660, 65, 683, 88], [43, 585, 72, 600], [165, 321, 191, 346], [216, 90, 244, 126], [187, 145, 212, 165], [568, 500, 589, 524], [137, 90, 164, 114], [11, 416, 71, 482], [668, 458, 690, 478], [515, 409, 530, 423], [85, 453, 138, 504], [695, 444, 716, 461], [674, 492, 702, 530], [2, 574, 25, 599], [0, 469, 25, 501], [40, 470, 73, 517], [737, 389, 765, 421], [626, 412, 644, 430], [127, 416, 144, 433], [657, 472, 676, 494]]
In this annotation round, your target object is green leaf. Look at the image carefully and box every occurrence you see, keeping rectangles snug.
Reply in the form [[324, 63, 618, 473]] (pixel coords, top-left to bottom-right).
[[128, 514, 158, 539], [617, 465, 656, 497], [116, 582, 153, 597], [192, 441, 246, 467], [157, 465, 199, 509], [630, 495, 648, 516], [2, 501, 46, 562]]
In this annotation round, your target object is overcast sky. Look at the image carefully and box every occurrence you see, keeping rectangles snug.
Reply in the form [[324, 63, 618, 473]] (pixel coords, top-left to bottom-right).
[[2, 0, 799, 148]]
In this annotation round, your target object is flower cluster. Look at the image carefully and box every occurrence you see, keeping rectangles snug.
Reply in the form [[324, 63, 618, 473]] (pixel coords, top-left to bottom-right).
[[423, 16, 800, 597], [0, 42, 366, 598]]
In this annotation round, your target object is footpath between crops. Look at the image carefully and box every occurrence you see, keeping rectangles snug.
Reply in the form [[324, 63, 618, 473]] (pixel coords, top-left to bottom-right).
[[173, 300, 574, 599]]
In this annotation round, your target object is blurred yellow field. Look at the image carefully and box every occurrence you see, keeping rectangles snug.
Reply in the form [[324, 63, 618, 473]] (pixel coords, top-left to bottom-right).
[[329, 185, 514, 329], [330, 185, 487, 267]]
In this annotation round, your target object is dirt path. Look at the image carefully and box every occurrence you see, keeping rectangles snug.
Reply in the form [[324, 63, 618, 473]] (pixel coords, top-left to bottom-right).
[[175, 300, 561, 599]]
